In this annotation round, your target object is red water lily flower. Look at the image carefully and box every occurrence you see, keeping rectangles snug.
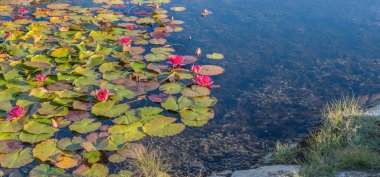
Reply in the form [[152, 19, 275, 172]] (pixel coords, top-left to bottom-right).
[[194, 75, 213, 88], [18, 8, 27, 15], [191, 65, 202, 74], [126, 25, 134, 30], [4, 32, 12, 39], [35, 74, 47, 82], [7, 106, 24, 120], [96, 89, 109, 102], [168, 55, 184, 67], [120, 37, 131, 45]]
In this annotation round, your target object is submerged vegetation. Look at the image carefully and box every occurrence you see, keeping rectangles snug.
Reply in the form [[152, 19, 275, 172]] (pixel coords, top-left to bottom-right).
[[273, 97, 380, 177], [0, 0, 224, 176]]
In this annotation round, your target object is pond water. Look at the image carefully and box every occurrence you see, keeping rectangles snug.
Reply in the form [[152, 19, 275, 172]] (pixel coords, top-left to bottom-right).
[[1, 0, 380, 176], [147, 0, 380, 175]]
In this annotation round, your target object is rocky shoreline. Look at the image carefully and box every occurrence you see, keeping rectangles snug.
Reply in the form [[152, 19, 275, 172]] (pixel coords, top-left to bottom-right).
[[209, 104, 380, 177]]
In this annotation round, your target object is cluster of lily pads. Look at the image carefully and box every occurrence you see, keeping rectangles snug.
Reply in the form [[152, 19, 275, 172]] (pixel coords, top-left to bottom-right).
[[0, 0, 223, 176]]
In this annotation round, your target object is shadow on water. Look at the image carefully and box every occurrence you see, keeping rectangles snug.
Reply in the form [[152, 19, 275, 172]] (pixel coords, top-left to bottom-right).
[[2, 0, 380, 176]]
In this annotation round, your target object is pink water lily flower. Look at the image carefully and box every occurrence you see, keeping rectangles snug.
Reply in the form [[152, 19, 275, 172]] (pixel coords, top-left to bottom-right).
[[126, 25, 134, 30], [191, 65, 202, 74], [7, 106, 24, 120], [194, 75, 213, 88], [168, 55, 184, 67], [35, 74, 47, 82], [18, 8, 27, 15], [4, 32, 12, 39], [120, 37, 131, 45], [96, 89, 109, 102]]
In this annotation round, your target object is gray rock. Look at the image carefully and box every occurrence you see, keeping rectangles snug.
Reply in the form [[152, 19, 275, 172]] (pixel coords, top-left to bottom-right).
[[217, 170, 233, 175], [209, 170, 233, 177], [366, 104, 380, 116], [335, 171, 380, 177], [231, 165, 301, 177]]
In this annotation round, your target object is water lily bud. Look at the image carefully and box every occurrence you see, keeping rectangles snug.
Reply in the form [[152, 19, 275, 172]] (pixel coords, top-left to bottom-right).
[[202, 9, 209, 16], [191, 65, 202, 74], [51, 119, 59, 128], [196, 48, 201, 57], [96, 89, 109, 102]]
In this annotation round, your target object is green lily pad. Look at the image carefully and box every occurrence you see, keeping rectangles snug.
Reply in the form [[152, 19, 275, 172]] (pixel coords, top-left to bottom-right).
[[108, 122, 145, 141], [130, 61, 146, 73], [206, 53, 224, 59], [83, 151, 101, 163], [69, 118, 101, 134], [144, 53, 167, 62], [112, 110, 140, 125], [159, 82, 184, 94], [57, 137, 85, 151], [199, 65, 225, 76], [73, 163, 109, 177], [0, 147, 33, 168], [161, 96, 178, 111], [19, 131, 55, 144], [51, 48, 70, 58], [170, 6, 186, 12], [87, 55, 105, 68], [23, 119, 57, 134], [181, 85, 211, 97], [104, 134, 128, 151], [37, 102, 68, 116], [143, 117, 185, 137], [91, 100, 130, 117], [0, 119, 25, 133], [180, 108, 215, 121], [108, 153, 127, 163], [193, 96, 218, 108], [29, 164, 68, 177], [33, 139, 62, 162]]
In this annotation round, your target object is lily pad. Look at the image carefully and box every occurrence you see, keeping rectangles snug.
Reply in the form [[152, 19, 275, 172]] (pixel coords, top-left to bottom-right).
[[91, 100, 130, 117], [199, 65, 225, 76], [51, 48, 70, 58], [170, 6, 186, 12], [73, 163, 109, 177], [33, 139, 62, 162], [159, 82, 184, 94], [83, 151, 101, 163], [0, 148, 33, 168], [0, 139, 23, 153], [57, 137, 85, 151], [181, 85, 211, 97], [69, 118, 101, 134], [180, 108, 214, 121], [206, 53, 224, 59], [142, 117, 185, 137], [29, 164, 68, 177]]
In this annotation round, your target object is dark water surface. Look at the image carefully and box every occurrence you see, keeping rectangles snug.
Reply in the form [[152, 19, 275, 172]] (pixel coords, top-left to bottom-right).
[[152, 0, 380, 175], [3, 0, 380, 176]]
